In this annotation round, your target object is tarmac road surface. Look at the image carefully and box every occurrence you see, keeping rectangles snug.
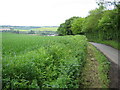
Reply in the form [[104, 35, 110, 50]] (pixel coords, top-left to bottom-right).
[[89, 42, 120, 88], [89, 42, 119, 65]]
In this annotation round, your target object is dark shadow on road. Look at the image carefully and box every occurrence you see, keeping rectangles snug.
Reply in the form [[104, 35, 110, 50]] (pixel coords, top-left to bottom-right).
[[108, 60, 120, 88]]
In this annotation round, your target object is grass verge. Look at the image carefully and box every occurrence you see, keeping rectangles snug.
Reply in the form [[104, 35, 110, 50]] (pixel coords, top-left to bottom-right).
[[81, 43, 110, 88]]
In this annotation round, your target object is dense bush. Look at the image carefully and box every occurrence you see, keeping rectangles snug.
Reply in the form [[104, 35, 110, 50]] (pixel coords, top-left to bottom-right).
[[71, 17, 85, 35], [2, 33, 87, 89], [57, 16, 79, 35]]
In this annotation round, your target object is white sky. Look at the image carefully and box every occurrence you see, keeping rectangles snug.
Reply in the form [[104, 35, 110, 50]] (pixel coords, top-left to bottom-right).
[[0, 0, 98, 26]]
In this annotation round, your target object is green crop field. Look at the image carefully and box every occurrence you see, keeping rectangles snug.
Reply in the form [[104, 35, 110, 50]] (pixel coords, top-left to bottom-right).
[[2, 33, 88, 88], [14, 27, 58, 32], [32, 27, 58, 31]]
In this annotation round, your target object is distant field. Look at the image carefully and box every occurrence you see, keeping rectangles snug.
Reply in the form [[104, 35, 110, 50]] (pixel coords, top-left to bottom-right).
[[15, 27, 58, 31], [32, 27, 58, 31]]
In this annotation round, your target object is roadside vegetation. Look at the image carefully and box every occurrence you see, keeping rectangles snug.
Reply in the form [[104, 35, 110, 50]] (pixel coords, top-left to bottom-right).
[[2, 33, 110, 89], [81, 43, 110, 88], [89, 43, 110, 88], [57, 0, 119, 50], [2, 33, 87, 89]]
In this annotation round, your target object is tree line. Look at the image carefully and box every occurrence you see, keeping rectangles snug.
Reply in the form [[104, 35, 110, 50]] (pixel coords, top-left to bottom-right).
[[57, 0, 120, 42]]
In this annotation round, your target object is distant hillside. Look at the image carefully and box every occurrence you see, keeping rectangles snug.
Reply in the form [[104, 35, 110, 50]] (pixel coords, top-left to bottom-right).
[[0, 25, 59, 30], [32, 27, 58, 31], [0, 25, 59, 36]]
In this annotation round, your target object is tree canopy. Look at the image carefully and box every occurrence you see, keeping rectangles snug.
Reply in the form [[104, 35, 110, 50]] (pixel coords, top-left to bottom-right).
[[57, 0, 119, 42]]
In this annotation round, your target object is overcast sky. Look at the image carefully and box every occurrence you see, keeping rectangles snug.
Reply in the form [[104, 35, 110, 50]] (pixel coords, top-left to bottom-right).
[[0, 0, 98, 26]]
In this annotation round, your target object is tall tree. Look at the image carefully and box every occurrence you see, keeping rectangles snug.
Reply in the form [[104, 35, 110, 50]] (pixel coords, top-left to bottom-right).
[[71, 17, 85, 35], [82, 6, 104, 33], [98, 9, 119, 40], [57, 23, 66, 36], [96, 0, 120, 9], [57, 16, 79, 35]]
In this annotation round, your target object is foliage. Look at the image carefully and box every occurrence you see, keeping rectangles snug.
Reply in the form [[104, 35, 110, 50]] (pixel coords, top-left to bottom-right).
[[57, 4, 119, 47], [28, 30, 35, 34], [57, 16, 79, 35], [82, 6, 104, 33], [98, 9, 119, 41], [57, 23, 66, 35], [2, 33, 88, 89], [71, 17, 85, 35], [96, 0, 120, 9]]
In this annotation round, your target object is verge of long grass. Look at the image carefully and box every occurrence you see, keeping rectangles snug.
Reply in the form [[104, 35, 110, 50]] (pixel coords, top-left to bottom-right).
[[89, 43, 110, 88]]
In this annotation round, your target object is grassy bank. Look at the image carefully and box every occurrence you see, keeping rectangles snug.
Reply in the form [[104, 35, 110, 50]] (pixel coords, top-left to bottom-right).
[[81, 43, 110, 88], [90, 43, 110, 88]]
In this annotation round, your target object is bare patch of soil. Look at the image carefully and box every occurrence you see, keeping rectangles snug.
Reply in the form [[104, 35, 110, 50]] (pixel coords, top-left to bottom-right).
[[80, 45, 102, 88]]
